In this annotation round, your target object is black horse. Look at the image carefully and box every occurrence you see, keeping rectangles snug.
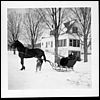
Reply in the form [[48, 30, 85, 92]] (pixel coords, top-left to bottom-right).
[[11, 40, 46, 71]]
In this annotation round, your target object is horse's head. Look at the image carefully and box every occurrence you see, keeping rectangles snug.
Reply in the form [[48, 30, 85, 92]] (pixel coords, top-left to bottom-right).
[[11, 40, 21, 49]]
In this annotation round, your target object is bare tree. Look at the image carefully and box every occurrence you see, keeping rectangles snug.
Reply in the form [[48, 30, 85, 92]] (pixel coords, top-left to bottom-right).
[[7, 9, 22, 54], [37, 8, 69, 63], [23, 9, 43, 49], [70, 7, 91, 62]]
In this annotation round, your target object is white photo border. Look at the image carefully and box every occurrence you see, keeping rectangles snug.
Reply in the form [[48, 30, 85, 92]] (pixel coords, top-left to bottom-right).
[[1, 1, 99, 97]]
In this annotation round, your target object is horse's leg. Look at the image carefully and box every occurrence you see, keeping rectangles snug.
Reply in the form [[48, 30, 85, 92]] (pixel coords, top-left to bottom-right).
[[66, 66, 67, 71], [36, 64, 38, 72], [60, 66, 63, 71], [20, 58, 25, 70], [36, 59, 39, 72], [36, 66, 38, 72], [39, 65, 42, 71], [39, 66, 41, 71]]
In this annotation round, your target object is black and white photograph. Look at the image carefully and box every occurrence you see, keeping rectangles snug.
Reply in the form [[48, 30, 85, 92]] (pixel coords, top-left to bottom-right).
[[1, 1, 99, 97]]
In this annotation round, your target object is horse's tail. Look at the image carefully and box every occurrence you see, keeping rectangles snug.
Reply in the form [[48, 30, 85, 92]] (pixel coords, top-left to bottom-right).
[[43, 52, 46, 62]]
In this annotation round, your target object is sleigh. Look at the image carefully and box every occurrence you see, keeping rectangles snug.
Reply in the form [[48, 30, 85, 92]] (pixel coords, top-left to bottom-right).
[[45, 51, 80, 72]]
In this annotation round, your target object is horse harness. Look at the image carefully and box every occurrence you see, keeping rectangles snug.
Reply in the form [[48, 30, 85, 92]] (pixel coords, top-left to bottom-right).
[[18, 50, 58, 68]]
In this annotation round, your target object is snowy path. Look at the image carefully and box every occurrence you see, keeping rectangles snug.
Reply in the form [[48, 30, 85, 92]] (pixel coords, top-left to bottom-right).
[[8, 51, 91, 90]]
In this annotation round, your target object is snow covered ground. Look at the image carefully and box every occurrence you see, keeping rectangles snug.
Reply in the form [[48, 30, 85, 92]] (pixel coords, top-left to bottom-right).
[[8, 51, 91, 90]]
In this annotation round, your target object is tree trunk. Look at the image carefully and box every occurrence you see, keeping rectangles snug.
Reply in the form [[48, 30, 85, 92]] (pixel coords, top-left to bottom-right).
[[84, 36, 88, 62], [54, 29, 59, 63], [13, 49, 16, 55], [83, 16, 88, 62], [31, 39, 34, 49]]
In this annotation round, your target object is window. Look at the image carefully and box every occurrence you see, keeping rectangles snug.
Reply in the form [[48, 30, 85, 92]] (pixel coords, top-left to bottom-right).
[[69, 39, 73, 46], [69, 39, 80, 47], [77, 40, 80, 47], [58, 39, 67, 47], [51, 41, 53, 47], [64, 39, 67, 46], [73, 39, 77, 47]]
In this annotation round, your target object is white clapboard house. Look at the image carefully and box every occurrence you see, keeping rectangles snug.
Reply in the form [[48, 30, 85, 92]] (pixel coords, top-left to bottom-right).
[[40, 21, 81, 60]]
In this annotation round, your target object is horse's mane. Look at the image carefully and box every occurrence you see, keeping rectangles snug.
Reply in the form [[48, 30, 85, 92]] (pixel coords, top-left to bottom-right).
[[16, 40, 25, 48]]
